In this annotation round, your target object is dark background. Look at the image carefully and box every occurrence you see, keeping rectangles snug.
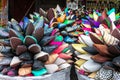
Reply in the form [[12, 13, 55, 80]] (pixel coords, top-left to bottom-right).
[[8, 0, 66, 22]]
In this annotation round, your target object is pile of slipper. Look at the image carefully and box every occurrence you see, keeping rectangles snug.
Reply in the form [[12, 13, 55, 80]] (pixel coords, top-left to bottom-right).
[[73, 8, 120, 79], [0, 5, 75, 77], [0, 4, 120, 80]]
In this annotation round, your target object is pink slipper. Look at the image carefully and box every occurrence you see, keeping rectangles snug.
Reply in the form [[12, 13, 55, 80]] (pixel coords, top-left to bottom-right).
[[58, 53, 72, 59], [52, 44, 69, 54], [49, 41, 63, 46]]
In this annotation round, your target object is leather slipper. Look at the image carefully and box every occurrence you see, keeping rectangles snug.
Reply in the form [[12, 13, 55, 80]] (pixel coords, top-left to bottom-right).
[[45, 64, 59, 73], [34, 51, 49, 62], [23, 36, 37, 47], [18, 67, 32, 76], [10, 56, 21, 67], [16, 45, 27, 55], [72, 44, 88, 54], [25, 22, 34, 35], [10, 37, 22, 50], [91, 54, 112, 63], [28, 44, 41, 54]]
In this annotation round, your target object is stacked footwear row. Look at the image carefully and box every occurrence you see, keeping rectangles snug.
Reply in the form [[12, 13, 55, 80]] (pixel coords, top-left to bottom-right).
[[73, 8, 120, 79], [0, 5, 75, 77], [0, 4, 120, 80]]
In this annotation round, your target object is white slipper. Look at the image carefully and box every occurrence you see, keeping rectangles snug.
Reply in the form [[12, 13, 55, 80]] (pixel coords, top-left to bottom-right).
[[45, 64, 59, 73], [83, 59, 102, 72]]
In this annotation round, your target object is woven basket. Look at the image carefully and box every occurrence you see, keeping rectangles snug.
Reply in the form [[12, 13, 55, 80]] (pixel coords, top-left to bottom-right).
[[0, 67, 71, 80]]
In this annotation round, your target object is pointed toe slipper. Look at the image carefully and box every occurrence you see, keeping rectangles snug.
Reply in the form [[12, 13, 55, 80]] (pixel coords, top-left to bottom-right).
[[25, 22, 34, 35], [28, 44, 41, 54], [54, 57, 66, 65], [72, 44, 88, 54], [77, 54, 92, 60], [34, 51, 49, 62], [32, 60, 44, 70], [83, 59, 102, 72], [19, 52, 32, 61], [80, 35, 94, 47], [18, 67, 32, 76], [16, 45, 27, 55], [10, 37, 22, 50], [82, 46, 98, 55], [89, 32, 103, 44], [33, 27, 44, 42], [91, 54, 112, 63], [42, 45, 58, 54], [45, 54, 58, 64], [23, 36, 37, 46], [52, 44, 69, 54], [10, 56, 21, 67], [75, 59, 86, 67], [39, 36, 55, 46], [45, 64, 59, 73], [93, 44, 114, 57]]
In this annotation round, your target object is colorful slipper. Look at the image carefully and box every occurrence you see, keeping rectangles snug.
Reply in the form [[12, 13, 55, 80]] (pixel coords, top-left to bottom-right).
[[34, 51, 49, 62], [45, 64, 59, 73], [16, 45, 27, 55], [52, 44, 69, 54], [54, 57, 66, 65], [47, 8, 55, 21], [11, 19, 22, 32], [90, 32, 103, 44], [77, 54, 92, 60], [10, 37, 22, 50], [0, 57, 12, 65], [25, 22, 34, 35], [72, 44, 88, 54], [91, 54, 112, 63], [80, 35, 94, 47], [103, 31, 119, 46], [75, 59, 86, 67], [83, 59, 102, 72], [45, 54, 58, 64], [9, 29, 24, 40], [93, 44, 113, 57], [32, 60, 44, 70], [82, 47, 98, 55], [39, 36, 55, 46], [33, 27, 44, 42], [23, 36, 37, 46], [10, 56, 21, 67], [111, 28, 120, 40], [19, 52, 32, 61], [42, 45, 58, 54], [28, 44, 41, 54], [108, 45, 120, 56], [32, 68, 47, 76], [57, 14, 66, 23], [58, 53, 72, 59], [18, 67, 32, 76]]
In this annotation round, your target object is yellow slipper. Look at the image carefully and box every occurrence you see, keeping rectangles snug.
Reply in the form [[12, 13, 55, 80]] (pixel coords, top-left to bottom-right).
[[57, 14, 66, 23], [75, 59, 86, 67], [72, 44, 88, 54]]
